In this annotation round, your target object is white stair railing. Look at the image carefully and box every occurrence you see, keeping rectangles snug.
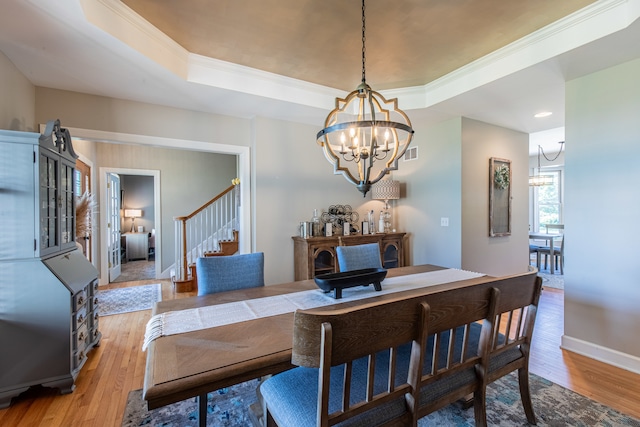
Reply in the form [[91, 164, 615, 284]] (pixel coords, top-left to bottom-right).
[[173, 182, 239, 282]]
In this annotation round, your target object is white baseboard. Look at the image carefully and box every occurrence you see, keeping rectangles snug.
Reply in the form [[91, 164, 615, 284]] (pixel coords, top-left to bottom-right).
[[561, 335, 640, 375]]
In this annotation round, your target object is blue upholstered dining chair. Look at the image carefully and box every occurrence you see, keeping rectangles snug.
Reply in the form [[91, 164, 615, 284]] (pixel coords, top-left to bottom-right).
[[335, 243, 383, 272], [195, 252, 264, 296]]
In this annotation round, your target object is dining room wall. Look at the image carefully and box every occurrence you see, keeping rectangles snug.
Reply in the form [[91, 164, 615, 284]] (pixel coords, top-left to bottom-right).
[[252, 116, 383, 285], [395, 116, 530, 277], [460, 118, 530, 277], [563, 57, 640, 371], [0, 50, 35, 132], [394, 117, 463, 270]]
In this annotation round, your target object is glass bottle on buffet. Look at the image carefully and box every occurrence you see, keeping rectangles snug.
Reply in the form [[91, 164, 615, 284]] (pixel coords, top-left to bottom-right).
[[312, 209, 321, 237]]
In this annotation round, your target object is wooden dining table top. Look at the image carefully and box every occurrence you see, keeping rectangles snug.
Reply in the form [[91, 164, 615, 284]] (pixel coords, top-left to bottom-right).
[[142, 264, 494, 410]]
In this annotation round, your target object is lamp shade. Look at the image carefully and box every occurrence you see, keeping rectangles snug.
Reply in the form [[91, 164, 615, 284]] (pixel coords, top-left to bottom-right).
[[371, 180, 400, 201], [124, 209, 142, 218]]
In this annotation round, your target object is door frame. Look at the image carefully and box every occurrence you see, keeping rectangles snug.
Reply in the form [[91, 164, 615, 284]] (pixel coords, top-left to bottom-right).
[[76, 153, 96, 264], [105, 171, 122, 282], [66, 126, 251, 285]]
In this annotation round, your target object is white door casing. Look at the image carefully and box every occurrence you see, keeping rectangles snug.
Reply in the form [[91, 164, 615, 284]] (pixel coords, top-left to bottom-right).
[[107, 172, 121, 282]]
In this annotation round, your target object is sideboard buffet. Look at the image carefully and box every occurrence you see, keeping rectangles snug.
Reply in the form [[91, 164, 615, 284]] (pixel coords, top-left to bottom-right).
[[0, 121, 100, 408], [292, 232, 406, 281]]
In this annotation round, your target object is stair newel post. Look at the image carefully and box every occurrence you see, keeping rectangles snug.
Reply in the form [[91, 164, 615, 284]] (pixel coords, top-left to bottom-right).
[[172, 215, 195, 292]]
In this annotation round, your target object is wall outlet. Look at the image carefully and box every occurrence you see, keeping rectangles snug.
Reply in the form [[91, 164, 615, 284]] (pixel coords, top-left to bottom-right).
[[440, 217, 449, 227]]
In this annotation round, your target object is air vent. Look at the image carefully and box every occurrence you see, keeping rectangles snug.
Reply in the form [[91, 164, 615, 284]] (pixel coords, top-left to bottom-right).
[[404, 146, 418, 161]]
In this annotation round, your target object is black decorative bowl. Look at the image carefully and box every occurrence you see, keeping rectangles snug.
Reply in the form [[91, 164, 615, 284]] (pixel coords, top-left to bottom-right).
[[314, 268, 387, 299]]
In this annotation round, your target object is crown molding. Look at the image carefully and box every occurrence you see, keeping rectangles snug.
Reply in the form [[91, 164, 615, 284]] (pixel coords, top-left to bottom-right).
[[415, 0, 639, 109], [72, 0, 640, 114], [81, 0, 190, 78]]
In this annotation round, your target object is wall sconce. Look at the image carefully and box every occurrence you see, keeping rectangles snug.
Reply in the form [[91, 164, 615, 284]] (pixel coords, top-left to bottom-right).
[[124, 209, 142, 233]]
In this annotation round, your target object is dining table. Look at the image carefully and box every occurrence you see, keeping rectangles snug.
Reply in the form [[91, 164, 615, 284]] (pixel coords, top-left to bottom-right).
[[529, 232, 563, 274], [142, 264, 495, 426]]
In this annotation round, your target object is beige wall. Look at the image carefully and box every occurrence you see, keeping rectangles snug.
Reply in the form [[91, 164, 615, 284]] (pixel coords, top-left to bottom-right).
[[564, 57, 640, 370], [0, 50, 35, 131], [461, 118, 530, 276], [395, 117, 530, 277], [394, 117, 463, 269], [35, 87, 249, 147]]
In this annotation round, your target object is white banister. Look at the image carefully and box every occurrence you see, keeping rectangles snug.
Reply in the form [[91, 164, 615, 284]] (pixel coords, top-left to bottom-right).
[[173, 182, 239, 282]]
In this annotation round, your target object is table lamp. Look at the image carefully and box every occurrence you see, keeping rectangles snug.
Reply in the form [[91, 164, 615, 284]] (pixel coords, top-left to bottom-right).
[[124, 209, 142, 233], [371, 180, 400, 233]]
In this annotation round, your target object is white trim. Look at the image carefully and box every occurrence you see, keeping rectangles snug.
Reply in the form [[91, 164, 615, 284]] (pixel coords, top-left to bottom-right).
[[80, 0, 189, 78], [66, 126, 252, 285], [561, 334, 640, 375]]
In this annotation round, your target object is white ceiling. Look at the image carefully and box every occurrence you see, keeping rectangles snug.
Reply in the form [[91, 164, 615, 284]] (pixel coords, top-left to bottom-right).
[[1, 0, 639, 155]]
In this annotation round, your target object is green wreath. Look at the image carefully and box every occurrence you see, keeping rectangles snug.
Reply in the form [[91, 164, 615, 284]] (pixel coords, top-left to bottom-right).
[[494, 165, 510, 190]]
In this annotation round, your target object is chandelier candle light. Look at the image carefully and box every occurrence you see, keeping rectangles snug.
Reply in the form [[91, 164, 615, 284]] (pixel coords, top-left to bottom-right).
[[316, 0, 414, 197]]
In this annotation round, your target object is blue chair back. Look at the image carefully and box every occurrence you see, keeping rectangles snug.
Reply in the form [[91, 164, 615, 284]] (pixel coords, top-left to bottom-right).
[[336, 243, 382, 272], [196, 252, 264, 296]]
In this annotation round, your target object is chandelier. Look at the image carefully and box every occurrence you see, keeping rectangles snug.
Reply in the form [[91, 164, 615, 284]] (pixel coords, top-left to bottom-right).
[[529, 141, 564, 186], [316, 0, 414, 197]]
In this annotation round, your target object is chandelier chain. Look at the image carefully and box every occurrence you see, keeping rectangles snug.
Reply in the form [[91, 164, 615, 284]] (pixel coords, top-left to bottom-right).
[[540, 142, 564, 162], [361, 0, 366, 83]]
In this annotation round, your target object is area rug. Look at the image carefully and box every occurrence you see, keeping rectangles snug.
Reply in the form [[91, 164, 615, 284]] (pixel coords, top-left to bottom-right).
[[121, 372, 640, 426], [538, 271, 564, 290], [530, 256, 564, 290], [112, 260, 156, 283], [99, 284, 162, 316]]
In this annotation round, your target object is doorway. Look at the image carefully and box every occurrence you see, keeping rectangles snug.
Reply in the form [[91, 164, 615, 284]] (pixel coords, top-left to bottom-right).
[[68, 126, 251, 286], [100, 167, 161, 285], [116, 174, 156, 283]]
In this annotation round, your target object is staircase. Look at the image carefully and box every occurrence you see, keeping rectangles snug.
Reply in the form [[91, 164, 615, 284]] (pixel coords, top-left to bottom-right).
[[172, 181, 240, 292]]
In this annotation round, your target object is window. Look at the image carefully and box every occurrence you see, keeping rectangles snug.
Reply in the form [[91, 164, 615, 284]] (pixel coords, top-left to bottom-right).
[[534, 169, 563, 230]]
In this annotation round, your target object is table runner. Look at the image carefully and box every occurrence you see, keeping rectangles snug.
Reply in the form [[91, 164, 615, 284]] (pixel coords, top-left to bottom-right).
[[142, 268, 484, 350]]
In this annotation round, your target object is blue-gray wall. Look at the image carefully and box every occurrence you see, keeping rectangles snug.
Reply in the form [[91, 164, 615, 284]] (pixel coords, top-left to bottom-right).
[[563, 57, 640, 369]]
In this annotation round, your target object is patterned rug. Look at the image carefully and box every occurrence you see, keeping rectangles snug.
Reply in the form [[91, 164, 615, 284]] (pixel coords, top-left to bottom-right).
[[99, 284, 162, 316], [112, 260, 156, 283], [530, 256, 564, 290], [537, 271, 564, 290], [121, 372, 640, 426]]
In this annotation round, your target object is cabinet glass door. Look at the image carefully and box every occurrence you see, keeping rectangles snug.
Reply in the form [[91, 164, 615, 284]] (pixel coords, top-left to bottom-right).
[[39, 150, 60, 255], [60, 159, 76, 251]]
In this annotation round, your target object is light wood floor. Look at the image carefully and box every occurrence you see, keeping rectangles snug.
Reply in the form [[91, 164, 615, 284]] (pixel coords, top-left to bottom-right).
[[1, 280, 639, 426]]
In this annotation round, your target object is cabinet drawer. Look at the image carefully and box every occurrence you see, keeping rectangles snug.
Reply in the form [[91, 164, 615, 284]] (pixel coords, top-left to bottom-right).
[[90, 324, 100, 343], [73, 306, 87, 330], [75, 324, 88, 351], [87, 310, 99, 332], [73, 348, 87, 370], [90, 295, 99, 312], [73, 289, 87, 310]]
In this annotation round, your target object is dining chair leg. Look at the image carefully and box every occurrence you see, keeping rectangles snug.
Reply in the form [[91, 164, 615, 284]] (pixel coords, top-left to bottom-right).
[[197, 393, 207, 427]]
